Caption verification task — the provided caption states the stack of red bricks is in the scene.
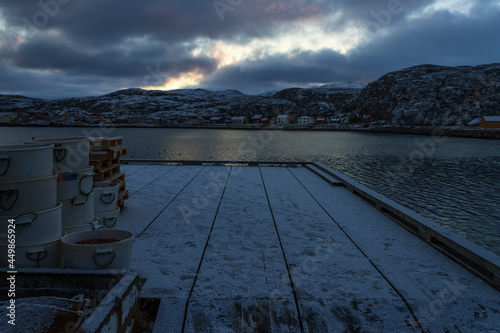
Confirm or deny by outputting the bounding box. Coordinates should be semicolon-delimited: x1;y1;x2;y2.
89;137;129;208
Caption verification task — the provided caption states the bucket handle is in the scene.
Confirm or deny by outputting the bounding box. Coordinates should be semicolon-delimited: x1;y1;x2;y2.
79;175;94;196
14;213;38;234
0;156;10;177
71;195;89;206
101;216;117;228
0;188;19;211
93;249;116;268
53;147;67;162
100;192;116;205
26;249;48;268
89;220;103;231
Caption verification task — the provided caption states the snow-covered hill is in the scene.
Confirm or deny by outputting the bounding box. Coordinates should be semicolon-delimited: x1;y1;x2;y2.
345;63;500;126
2;63;499;127
0;85;364;121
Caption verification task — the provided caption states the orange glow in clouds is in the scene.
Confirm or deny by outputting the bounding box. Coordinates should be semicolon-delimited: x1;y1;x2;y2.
142;70;204;91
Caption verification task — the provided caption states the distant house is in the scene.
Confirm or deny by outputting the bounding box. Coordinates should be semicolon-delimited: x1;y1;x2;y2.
180;112;199;122
210;116;224;124
298;116;314;125
480;116;500;128
329;118;342;124
277;115;290;125
231;116;247;124
114;115;129;124
251;114;264;124
315;117;326;125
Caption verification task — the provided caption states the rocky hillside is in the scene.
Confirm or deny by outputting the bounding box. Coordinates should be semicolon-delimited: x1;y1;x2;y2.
0;83;364;119
344;63;500;125
2;64;500;127
0;95;46;112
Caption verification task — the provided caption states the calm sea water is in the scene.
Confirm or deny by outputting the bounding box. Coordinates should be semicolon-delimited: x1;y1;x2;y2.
2;126;499;255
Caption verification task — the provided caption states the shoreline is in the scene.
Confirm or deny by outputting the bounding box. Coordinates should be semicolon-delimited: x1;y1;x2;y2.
2;123;499;139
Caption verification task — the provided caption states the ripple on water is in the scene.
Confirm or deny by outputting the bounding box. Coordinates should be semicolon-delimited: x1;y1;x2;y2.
324;155;500;256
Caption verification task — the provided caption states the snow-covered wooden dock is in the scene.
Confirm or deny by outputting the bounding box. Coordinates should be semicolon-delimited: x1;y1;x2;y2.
119;161;500;332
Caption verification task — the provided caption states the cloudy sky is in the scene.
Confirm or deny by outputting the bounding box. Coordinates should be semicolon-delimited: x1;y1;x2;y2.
0;0;499;99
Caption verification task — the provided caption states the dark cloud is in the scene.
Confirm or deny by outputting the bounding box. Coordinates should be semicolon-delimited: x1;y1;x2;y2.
326;0;435;29
201;49;358;93
0;0;499;98
349;5;500;73
202;4;500;93
1;34;216;78
0;0;332;44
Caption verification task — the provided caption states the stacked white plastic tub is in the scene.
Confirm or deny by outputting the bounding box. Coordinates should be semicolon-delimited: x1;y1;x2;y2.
27;137;134;270
26;137;99;234
94;181;120;229
0;144;63;268
26;137;90;174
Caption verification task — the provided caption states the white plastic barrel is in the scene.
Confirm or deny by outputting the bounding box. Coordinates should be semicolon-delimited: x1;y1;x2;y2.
93;182;119;213
0;175;57;216
0;203;62;245
62;229;134;270
95;208;120;229
0;144;53;182
0;237;63;268
63;218;102;234
57;167;94;201
60;193;95;228
25;137;90;173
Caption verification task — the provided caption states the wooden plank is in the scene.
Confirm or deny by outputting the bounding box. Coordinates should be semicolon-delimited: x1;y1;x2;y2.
129;166;230;331
185;167;300;332
118;190;129;200
89;159;102;171
118;163;150;176
90;146;127;160
121;159;311;166
119;165;202;235
117;190;129;208
117;180;126;192
260;166;418;332
289;166;500;332
101;158;119;168
90;136;123;150
101;171;125;183
93;163;120;181
125;165;177;196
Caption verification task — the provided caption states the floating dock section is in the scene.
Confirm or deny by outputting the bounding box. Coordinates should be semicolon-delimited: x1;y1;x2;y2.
117;160;500;332
4;161;495;332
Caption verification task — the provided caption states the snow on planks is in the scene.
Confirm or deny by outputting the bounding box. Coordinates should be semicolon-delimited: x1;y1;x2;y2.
133;166;233;331
289;166;500;332
185;167;300;332
260;167;418;332
119;163;500;333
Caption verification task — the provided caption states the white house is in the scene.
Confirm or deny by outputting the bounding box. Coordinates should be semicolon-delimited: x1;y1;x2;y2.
277;115;290;125
231;116;247;124
209;116;223;124
298;116;314;125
